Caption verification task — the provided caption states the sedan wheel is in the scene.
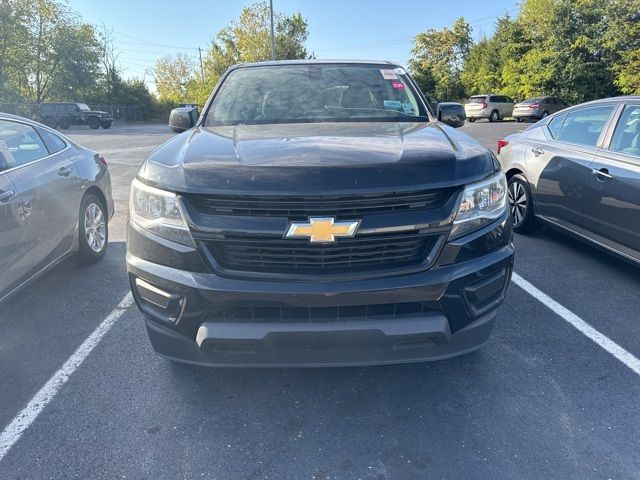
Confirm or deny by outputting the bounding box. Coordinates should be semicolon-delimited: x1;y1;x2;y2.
508;181;527;227
84;203;106;253
75;193;108;263
507;174;541;234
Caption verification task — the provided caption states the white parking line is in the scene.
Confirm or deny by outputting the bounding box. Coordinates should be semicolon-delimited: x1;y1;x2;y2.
512;272;640;376
0;292;133;462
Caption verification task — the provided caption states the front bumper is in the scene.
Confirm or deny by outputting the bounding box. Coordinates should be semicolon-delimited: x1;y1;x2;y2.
127;214;514;366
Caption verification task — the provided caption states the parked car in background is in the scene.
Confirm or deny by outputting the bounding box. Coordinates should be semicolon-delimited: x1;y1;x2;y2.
436;102;466;127
40;102;113;130
465;94;515;122
498;96;640;264
134;60;514;367
0;113;113;303
513;96;568;122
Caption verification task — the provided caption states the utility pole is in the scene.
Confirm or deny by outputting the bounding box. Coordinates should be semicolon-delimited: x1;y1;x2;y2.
270;0;276;60
198;47;204;79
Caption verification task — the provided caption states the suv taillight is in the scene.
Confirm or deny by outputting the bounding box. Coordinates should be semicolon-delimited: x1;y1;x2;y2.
97;154;107;166
497;140;509;154
482;102;488;109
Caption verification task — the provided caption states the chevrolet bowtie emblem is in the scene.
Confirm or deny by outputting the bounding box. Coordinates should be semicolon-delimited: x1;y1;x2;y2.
285;217;360;243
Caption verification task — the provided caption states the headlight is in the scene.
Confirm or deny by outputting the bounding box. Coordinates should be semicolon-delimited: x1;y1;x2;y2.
129;178;194;246
449;172;508;239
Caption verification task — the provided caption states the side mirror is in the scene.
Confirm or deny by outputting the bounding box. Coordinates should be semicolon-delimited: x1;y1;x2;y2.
437;103;466;128
169;107;197;133
0;152;7;171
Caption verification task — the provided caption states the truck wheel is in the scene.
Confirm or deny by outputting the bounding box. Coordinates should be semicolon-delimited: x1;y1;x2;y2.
58;120;70;130
75;193;108;263
100;121;112;129
43;117;58;129
88;116;100;129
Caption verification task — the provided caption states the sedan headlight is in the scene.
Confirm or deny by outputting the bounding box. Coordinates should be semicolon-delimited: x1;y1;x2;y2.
129;178;194;246
449;172;508;239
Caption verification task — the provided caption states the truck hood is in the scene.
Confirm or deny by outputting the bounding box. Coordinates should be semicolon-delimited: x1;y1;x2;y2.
140;122;497;195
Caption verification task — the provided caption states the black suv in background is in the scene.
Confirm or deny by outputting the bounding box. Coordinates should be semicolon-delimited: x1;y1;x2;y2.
40;102;112;130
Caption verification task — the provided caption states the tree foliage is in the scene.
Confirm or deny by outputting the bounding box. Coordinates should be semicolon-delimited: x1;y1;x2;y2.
0;0;163;119
154;53;196;104
177;1;310;106
411;0;640;102
410;18;471;101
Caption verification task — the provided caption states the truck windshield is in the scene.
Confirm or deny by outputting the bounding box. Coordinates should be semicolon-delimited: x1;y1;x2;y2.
78;103;91;111
204;63;428;126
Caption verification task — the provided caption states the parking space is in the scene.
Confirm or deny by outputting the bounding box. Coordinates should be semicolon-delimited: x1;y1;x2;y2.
1;121;639;479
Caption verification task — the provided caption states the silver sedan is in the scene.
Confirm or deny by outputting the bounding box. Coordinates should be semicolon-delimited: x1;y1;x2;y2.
0;113;113;303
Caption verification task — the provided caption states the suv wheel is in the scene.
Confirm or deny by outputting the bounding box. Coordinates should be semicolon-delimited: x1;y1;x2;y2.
508;174;540;234
100;120;112;129
468;118;475;123
75;194;108;263
489;110;500;122
58;120;70;130
88;116;100;129
43;117;57;129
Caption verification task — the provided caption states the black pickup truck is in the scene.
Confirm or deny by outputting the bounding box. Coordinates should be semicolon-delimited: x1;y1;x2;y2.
127;60;514;367
40;102;112;130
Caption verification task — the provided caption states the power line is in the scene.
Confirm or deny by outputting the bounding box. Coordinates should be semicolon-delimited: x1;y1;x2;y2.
113;30;199;50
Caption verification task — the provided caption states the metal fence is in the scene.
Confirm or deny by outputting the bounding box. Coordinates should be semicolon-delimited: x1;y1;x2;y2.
0;103;142;122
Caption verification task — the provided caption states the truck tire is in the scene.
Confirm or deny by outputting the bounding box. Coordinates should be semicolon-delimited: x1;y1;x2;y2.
43;117;58;129
88;116;100;129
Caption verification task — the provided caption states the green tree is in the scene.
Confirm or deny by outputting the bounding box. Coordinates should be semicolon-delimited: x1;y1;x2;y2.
187;1;310;105
14;0;100;102
603;0;640;94
410;17;472;101
0;0;30;102
153;53;196;104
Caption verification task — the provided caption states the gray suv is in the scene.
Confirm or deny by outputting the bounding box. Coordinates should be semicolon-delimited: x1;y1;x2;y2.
0;113;113;303
465;94;515;122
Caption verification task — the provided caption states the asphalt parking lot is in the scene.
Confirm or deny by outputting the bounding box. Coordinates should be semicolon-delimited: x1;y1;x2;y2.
1;120;640;480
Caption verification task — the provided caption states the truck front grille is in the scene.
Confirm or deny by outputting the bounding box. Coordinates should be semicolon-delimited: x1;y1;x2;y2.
201;231;440;275
185;189;455;218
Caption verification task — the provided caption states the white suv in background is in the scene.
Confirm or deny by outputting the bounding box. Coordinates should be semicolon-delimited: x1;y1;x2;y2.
465;94;515;122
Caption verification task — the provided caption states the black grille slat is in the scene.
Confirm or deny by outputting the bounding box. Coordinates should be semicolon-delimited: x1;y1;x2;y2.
216;302;435;323
186;189;454;217
203;232;438;275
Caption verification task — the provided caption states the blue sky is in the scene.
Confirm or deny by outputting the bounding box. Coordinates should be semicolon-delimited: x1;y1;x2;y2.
72;0;519;86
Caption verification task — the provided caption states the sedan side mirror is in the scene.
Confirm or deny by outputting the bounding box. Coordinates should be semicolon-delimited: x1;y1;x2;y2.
0;152;7;171
169;107;197;133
